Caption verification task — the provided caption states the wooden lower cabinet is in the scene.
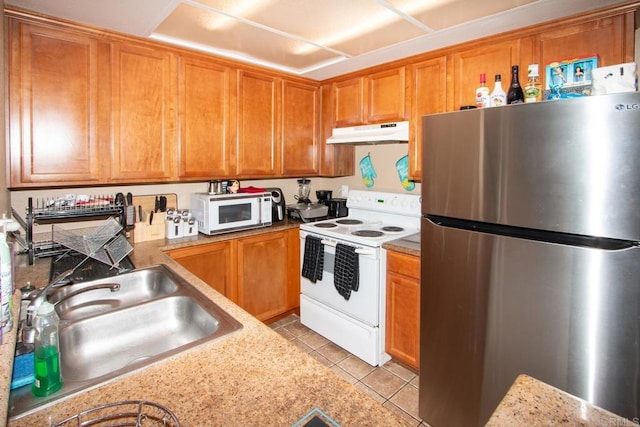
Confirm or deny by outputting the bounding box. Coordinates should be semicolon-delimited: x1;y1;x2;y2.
168;228;300;323
167;240;234;298
237;229;300;321
385;250;420;370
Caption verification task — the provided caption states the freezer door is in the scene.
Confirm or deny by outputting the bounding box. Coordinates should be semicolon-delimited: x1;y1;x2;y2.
419;218;640;427
422;92;640;241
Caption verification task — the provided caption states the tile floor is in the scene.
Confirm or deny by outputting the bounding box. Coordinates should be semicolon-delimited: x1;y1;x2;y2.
269;314;429;426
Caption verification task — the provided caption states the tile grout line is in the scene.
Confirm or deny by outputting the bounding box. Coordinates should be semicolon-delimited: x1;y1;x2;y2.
270;314;423;425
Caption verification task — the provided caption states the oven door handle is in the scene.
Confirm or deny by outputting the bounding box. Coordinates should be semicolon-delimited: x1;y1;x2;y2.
320;239;377;256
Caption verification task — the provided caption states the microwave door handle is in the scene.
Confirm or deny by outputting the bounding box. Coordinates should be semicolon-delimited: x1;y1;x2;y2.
320;239;376;257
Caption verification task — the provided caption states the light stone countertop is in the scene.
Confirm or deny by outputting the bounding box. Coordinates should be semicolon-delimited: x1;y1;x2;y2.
486;374;636;426
3;221;406;426
382;233;420;257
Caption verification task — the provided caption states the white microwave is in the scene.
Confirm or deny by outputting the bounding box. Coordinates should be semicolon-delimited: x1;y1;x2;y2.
190;192;272;235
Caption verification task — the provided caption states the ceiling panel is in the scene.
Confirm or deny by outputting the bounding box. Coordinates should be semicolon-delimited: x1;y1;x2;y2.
154;3;342;71
392;0;539;31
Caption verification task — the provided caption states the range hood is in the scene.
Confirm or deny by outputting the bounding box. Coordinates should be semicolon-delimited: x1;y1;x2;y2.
326;121;409;144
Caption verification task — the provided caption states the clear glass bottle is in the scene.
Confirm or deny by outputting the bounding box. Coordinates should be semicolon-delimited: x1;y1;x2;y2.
489;74;506;107
475;73;490;108
506;65;524;104
32;301;63;397
525;64;542;103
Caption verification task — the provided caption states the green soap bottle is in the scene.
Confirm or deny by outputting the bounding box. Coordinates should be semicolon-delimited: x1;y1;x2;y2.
32;301;63;397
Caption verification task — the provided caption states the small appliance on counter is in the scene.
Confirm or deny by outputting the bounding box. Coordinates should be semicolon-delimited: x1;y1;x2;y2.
286;203;328;222
316;190;332;206
265;188;286;222
327;198;348;218
191;192;272;235
286;178;328;222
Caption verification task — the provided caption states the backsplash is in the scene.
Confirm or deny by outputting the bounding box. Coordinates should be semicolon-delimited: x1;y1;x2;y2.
9;143;420;234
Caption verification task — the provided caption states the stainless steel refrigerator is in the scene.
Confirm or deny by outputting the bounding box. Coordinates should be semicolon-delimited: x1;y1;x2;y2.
420;92;640;426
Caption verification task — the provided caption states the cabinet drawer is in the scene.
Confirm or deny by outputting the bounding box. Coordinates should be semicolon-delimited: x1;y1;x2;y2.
387;251;420;280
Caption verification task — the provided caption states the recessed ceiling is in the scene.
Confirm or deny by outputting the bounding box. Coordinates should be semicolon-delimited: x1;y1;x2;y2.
5;0;633;80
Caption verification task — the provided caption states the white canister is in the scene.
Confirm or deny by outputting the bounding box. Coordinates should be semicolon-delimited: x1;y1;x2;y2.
165;216;184;239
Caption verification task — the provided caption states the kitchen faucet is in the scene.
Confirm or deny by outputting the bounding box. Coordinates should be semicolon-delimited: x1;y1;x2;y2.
21;269;120;344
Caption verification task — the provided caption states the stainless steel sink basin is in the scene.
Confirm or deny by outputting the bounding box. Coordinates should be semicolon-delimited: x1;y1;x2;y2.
60;296;220;381
9;264;242;420
49;265;181;321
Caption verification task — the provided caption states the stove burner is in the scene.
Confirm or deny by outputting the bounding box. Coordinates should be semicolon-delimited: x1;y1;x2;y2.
314;222;338;228
336;219;363;225
352;230;385;238
382;226;404;232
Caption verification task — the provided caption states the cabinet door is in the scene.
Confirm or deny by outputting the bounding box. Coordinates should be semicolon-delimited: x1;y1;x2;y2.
8;22;107;186
386;251;420;370
451;40;520;110
409;57;448;180
110;42;177;181
319;84;355;177
536;13;634;89
237;230;291;322
168;241;235;298
177;55;235;179
281;80;319;176
236;70;280;177
366;67;407;123
333;77;364;127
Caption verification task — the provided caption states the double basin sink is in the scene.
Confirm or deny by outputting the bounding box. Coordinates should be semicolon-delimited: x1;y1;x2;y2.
9;264;243;419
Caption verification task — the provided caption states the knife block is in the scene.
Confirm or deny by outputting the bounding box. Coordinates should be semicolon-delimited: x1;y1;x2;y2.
132;212;166;243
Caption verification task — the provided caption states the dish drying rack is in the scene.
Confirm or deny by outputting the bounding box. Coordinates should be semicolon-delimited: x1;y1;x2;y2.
52;218;133;272
11;195;126;265
51;400;180;426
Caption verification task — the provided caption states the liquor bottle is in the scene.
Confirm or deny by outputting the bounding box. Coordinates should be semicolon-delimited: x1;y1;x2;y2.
489;74;506;107
475;73;490;108
506;65;524;104
524;64;542;103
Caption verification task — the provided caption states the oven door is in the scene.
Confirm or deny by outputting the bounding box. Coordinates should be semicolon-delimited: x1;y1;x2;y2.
299;230;380;326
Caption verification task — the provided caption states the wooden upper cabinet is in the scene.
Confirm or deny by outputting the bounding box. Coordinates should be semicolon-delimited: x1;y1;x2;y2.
366;67;408;123
177;55;235;180
451;39;520;110
333;77;364;127
332;69;407;127
320;84;355;177
281;80;319;176
409;57;448;180
236;70;280;176
110;42;177;182
8;22;107;186
535;13;635;88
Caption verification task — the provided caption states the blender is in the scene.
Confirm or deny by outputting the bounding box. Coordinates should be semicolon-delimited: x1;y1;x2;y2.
295;179;312;204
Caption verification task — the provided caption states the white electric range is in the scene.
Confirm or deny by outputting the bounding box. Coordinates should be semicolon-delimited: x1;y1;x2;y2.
299;190;421;366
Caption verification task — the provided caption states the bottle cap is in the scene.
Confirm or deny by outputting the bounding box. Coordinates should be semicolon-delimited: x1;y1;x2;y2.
528;64;539;77
495;74;502;81
480;73;486;82
37;301;55;315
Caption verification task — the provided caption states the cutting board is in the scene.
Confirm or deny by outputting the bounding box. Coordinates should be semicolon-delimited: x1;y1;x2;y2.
131;193;177;219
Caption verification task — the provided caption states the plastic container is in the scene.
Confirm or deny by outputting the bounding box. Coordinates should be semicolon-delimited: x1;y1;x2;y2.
32;301;63;397
0;231;12;333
